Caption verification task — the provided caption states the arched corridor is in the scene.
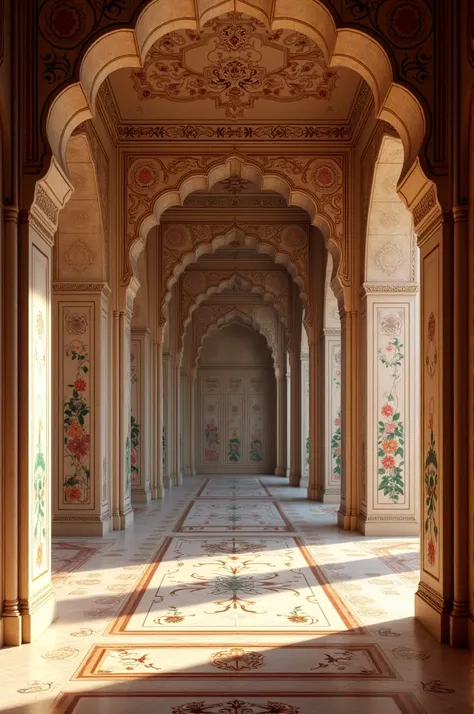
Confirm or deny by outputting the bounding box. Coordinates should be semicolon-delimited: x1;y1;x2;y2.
1;0;474;710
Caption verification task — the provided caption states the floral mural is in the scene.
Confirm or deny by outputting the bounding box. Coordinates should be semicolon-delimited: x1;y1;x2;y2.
33;422;46;572
125;435;131;495
377;338;405;502
204;421;220;462
424;406;439;567
228;431;241;462
130;416;140;483
249;432;264;461
331;369;341;481
63;340;90;504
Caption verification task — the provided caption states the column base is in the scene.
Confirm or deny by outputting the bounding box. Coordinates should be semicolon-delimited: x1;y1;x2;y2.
337;506;357;530
307;486;318;501
289;471;301;487
132;488;152;504
172;472;183;486
2;607;22;646
20;584;56;643
319;488;341;504
415;582;450;643
449;602;470;647
112;506;134;530
357;513;419;537
151;487;164;499
52;515;112;537
275;468;287;477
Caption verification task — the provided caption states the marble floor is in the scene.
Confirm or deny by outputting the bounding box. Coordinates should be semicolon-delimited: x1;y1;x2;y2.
1;476;472;713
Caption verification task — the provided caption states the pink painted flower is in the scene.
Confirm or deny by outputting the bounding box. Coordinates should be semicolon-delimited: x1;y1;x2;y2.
334;417;341;427
381;404;394;418
386;345;394;352
74;378;87;392
427;537;436;566
333;473;340;481
65;485;83;502
131;448;137;465
385;422;396;434
334;447;341;456
67;435;90;459
382;455;396;470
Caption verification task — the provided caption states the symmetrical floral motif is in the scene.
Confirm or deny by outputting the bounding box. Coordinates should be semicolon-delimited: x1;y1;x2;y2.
172;701;298;714
210;648;264;671
425;311;438;378
63;340;90;503
228;431;241;462
132;15;338;119
204;420;220;462
377;338;405;502
424;404;439;566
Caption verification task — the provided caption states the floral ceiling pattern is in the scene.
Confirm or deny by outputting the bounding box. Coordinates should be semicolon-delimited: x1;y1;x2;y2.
131;13;339;119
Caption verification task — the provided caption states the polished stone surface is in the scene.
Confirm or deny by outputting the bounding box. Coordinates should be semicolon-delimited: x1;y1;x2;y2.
0;476;472;713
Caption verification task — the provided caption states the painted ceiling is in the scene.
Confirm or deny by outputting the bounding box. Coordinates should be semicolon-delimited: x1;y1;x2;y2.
107;12;362;123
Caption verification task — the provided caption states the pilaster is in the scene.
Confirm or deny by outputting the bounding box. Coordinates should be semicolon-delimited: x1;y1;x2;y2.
52;282;112;536
130;328;152;504
322;328;342;503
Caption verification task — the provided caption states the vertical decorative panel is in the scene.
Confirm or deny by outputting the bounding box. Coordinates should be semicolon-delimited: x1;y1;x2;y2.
330;343;342;487
130;340;140;487
62;307;92;505
422;248;440;579
101;306;108;506
203;394;220;464
124;324;132;507
301;355;310;482
249;394;265;463
31;243;50;582
226;394;243;463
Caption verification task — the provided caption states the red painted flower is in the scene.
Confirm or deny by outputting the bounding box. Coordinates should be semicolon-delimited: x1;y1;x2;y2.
427;537;436;566
381;404;394;418
131;448;137;465
65;485;83;502
382;439;398;454
74;378;87;392
67;435;90;459
334;417;341;427
382;455;396;470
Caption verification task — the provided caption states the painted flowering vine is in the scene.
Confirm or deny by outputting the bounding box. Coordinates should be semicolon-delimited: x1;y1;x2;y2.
424;411;439;566
33;421;46;571
130;416;140;483
228;430;241;462
377;338;405;502
331;369;341;481
249;432;264;461
63;341;90;504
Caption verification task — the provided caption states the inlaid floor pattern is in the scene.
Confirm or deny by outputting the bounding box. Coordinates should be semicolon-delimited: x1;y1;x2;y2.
1;476;472;713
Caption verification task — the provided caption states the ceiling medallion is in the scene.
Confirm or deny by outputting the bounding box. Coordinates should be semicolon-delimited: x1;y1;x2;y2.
132;13;338;120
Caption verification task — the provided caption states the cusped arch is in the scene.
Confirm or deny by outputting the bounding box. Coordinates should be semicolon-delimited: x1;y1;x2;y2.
195;309;277;369
46;0;427;183
55;131;108;282
161;220;309;326
180;271;291;347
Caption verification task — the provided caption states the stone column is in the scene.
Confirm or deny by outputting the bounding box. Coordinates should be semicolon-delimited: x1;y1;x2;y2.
130;328;152;504
189;366;197;476
415;214;454;643
337;310;359;530
307;335;320;500
111;285;137;530
357;287;419;535
300;353;310;488
275;368;287;476
18;212;56;642
52;283;112;535
170;353;183;486
286;355;291;478
322;328;342;503
2;207;21;645
162;350;172;488
153;338;164;498
289;350;302;487
181;370;190;477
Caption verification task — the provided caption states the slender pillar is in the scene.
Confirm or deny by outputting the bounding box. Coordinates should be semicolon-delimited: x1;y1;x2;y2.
170;353;183;486
2;207;21;645
415;213;454;643
18;211;56;642
289;350;302;487
307;335;320;500
153;338;164;498
189;366;197;476
162;350;172;488
275;368;287;476
286;355;291;478
300;353;310;487
337;310;359;529
52;283;112;535
449;206;469;645
130;328;152;504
